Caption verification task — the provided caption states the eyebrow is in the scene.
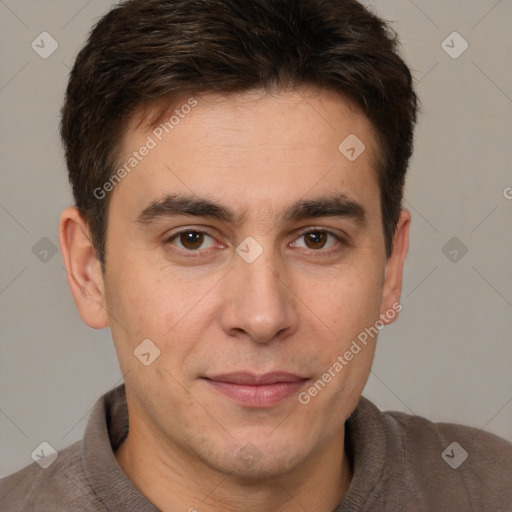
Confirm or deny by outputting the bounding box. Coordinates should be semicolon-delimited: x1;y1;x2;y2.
136;193;367;226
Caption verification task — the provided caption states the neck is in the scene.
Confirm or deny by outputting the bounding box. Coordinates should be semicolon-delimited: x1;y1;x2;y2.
115;411;352;512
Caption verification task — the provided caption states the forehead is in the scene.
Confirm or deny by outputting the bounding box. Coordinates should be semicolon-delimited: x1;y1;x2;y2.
112;87;382;222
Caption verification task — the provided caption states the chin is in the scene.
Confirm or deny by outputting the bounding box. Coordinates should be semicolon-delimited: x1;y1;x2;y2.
199;438;311;480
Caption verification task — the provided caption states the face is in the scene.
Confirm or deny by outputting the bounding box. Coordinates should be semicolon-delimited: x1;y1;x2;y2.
64;88;409;479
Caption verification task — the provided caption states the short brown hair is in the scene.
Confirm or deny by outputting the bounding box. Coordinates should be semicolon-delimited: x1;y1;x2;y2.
60;0;418;265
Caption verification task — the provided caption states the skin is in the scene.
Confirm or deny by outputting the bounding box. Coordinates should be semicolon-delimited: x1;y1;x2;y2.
59;87;410;512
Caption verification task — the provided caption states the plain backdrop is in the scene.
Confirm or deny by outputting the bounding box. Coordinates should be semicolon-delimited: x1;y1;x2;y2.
1;0;511;475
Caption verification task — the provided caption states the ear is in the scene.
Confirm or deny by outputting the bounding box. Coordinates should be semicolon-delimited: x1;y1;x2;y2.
379;208;410;325
59;207;109;329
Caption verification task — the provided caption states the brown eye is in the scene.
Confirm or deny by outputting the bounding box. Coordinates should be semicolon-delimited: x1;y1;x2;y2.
304;231;328;249
180;231;204;250
292;230;343;252
169;230;216;251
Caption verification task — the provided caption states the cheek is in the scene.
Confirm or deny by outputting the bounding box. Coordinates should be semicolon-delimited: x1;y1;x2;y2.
106;261;186;331
299;269;382;421
304;260;384;340
105;262;223;368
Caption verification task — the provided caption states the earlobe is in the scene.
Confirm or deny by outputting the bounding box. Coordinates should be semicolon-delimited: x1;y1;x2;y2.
58;207;109;329
379;208;411;324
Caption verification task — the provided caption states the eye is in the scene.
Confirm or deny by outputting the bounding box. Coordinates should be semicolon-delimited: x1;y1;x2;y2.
292;230;341;250
168;230;217;251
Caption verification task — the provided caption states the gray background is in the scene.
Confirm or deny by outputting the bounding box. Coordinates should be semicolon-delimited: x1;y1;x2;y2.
1;0;511;476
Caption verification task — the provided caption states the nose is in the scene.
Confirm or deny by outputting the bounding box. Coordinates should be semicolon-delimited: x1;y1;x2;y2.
220;251;298;344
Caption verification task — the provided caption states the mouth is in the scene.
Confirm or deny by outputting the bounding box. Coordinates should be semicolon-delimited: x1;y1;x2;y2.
202;372;309;408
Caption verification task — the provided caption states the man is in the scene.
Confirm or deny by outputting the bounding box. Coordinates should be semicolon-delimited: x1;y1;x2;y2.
1;0;511;510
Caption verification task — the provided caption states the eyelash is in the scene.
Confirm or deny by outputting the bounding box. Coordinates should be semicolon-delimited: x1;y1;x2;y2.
164;228;219;259
293;228;349;255
164;227;349;259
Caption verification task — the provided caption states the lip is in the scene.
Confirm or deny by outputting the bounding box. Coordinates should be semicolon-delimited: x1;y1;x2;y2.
203;372;308;408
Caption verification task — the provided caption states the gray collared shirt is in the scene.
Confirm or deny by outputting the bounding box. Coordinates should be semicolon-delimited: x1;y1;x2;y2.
1;384;511;511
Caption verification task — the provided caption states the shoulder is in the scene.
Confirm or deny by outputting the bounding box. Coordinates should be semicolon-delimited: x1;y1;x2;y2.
0;441;105;511
381;404;512;508
384;405;512;467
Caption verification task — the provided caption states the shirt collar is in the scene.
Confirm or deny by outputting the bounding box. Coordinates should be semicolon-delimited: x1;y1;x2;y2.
81;384;387;512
